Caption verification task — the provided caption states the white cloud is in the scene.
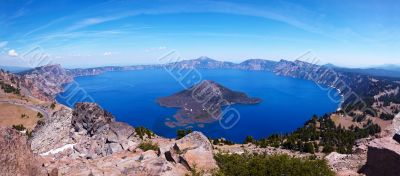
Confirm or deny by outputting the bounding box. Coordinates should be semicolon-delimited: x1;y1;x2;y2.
145;46;168;52
103;52;112;56
0;41;8;48
8;49;18;57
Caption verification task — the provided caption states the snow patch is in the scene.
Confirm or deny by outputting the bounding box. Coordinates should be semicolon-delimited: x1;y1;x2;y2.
40;143;75;156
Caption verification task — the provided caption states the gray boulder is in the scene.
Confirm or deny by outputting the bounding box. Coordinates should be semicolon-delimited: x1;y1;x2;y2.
71;102;115;136
160;131;217;172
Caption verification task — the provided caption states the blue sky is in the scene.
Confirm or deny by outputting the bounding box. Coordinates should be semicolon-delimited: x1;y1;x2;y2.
0;0;399;68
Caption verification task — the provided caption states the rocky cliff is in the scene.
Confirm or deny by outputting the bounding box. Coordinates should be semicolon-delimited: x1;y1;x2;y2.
18;64;73;101
28;102;217;175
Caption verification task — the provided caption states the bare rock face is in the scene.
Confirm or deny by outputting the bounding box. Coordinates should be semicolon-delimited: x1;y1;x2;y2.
44;150;189;176
0;127;46;176
71;103;140;158
30;107;74;154
325;152;365;176
72;122;139;159
30;102;217;175
31;103;138;158
72;102;115;136
160;131;218;172
360;137;400;176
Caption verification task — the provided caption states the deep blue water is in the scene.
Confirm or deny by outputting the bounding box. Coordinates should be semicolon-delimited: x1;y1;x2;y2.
56;69;341;142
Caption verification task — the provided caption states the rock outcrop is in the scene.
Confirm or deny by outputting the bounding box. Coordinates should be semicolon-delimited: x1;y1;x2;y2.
159;131;218;172
360;137;400;176
71;103;139;158
43;149;189;176
0;127;46;176
28;102;217;175
30;107;74;154
71;102;115;136
175;131;217;171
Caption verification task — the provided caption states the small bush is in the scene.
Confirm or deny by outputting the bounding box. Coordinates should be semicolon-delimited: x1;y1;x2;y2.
50;103;56;109
138;141;159;151
244;136;254;144
135;126;154;139
20;114;29;119
176;129;193;139
37;112;44;118
212;138;235;146
214;153;335;176
37;119;45;126
380;113;395;120
26;129;33;138
12;124;26;131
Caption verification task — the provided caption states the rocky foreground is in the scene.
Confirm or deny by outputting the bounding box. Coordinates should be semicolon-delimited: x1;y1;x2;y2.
26;102;217;175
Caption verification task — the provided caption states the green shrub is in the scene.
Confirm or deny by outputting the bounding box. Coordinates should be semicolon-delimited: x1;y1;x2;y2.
37;112;44;118
213;138;235;146
0;81;20;95
26;129;33;138
380;113;395;120
135;126;154;139
37;119;45;126
50;103;56;109
214;153;335;176
12;124;26;131
244;136;254;144
176;129;193;139
138;141;159;151
250;114;381;154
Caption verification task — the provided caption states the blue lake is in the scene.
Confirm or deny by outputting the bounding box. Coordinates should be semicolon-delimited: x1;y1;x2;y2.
56;69;341;142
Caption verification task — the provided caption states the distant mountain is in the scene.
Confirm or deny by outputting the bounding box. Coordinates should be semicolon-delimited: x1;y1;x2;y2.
0;66;32;73
66;57;279;77
323;63;339;68
66;56;400;79
333;67;400;78
374;64;400;71
237;59;277;71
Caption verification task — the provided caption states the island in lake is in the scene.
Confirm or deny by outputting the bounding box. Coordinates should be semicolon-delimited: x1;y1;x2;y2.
157;80;262;127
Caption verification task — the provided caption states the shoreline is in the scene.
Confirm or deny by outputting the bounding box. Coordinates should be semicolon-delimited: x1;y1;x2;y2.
329;85;345;111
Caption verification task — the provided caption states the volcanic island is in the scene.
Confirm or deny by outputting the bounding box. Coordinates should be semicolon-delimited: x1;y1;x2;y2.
157;80;262;127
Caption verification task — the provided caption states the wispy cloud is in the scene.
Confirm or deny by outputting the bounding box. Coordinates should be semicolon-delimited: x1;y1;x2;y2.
145;46;167;53
19;0;325;44
0;41;8;48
